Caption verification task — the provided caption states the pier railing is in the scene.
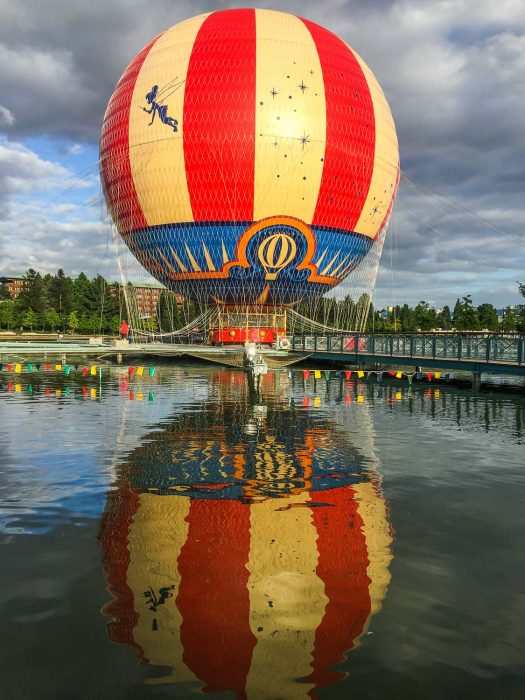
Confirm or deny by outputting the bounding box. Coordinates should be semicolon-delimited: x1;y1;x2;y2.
290;333;525;367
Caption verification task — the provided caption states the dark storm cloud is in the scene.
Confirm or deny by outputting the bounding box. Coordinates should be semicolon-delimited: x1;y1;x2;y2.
0;0;523;304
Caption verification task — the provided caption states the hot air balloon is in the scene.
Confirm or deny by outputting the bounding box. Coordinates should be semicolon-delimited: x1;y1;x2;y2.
100;8;399;343
99;371;393;695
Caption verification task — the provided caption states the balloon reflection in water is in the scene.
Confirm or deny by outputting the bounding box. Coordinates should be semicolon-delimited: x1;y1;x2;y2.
100;372;392;696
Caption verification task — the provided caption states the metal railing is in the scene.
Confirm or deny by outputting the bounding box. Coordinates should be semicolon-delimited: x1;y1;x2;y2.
290;333;525;366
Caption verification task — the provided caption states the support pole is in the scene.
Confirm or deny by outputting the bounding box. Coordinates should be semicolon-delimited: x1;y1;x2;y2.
472;371;481;389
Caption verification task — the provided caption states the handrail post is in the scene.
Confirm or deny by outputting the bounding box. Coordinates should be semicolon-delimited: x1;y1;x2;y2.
432;334;437;360
389;335;394;356
314;333;318;352
458;336;462;361
518;337;524;365
370;334;375;355
410;335;415;357
327;334;332;352
485;337;491;364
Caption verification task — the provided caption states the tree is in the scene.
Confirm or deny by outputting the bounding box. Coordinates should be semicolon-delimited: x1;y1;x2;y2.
0;300;15;329
453;295;480;331
44;309;61;331
0;283;11;300
500;306;517;332
68;311;80;334
437;305;452;330
21;308;38;331
15;269;48;323
414;301;437;331
477;303;498;331
48;269;73;318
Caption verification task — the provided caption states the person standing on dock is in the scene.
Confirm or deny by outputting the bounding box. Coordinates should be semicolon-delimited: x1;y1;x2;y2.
119;320;129;340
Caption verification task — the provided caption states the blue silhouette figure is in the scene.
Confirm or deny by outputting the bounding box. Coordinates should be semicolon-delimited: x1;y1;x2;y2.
142;85;178;132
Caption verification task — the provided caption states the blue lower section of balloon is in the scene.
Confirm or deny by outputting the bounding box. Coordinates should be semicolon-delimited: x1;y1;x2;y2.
126;221;374;305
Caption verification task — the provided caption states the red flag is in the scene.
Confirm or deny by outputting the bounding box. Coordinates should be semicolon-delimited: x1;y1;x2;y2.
45;363;51;371
45;387;51;396
426;372;432;381
302;396;310;406
129;390;134;401
388;370;396;376
81;367;88;377
345;393;352;404
128;367;136;377
303;370;310;380
7;364;12;372
82;386;88;397
7;382;13;392
344;370;352;380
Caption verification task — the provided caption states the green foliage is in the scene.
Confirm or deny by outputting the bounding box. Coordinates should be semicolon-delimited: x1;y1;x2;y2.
0;300;15;329
44;308;61;331
477;303;499;331
68;311;80;333
21;308;38;330
0;283;11;300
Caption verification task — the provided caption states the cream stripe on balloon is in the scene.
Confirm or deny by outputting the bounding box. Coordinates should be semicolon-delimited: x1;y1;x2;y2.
253;9;326;222
126;494;197;684
129;13;210;226
246;492;327;699
350;47;399;239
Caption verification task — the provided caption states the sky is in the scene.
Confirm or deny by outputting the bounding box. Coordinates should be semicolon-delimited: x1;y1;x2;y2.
0;0;524;308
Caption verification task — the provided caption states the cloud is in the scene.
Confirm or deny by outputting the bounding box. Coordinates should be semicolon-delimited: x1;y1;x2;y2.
0;0;523;304
0;137;71;216
0;104;15;127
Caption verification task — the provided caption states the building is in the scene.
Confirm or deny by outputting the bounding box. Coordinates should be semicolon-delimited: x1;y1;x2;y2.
0;275;26;299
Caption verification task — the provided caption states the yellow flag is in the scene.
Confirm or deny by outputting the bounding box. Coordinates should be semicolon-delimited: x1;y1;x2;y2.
90;388;97;398
15;363;22;373
15;384;21;393
137;367;144;377
396;371;403;379
313;370;321;379
434;389;440;399
136;392;143;401
434;372;441;379
357;370;364;378
357;395;364;403
90;366;97;376
313;396;321;407
395;392;402;400
54;364;62;371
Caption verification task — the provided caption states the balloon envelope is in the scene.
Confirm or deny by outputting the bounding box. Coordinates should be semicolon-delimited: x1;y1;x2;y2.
100;9;399;305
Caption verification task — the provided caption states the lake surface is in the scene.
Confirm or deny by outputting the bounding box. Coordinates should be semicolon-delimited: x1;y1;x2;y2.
1;364;524;699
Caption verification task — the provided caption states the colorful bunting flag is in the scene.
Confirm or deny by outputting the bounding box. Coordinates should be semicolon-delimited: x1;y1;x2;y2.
345;370;352;380
303;370;310;380
90;388;97;398
81;367;88;377
324;370;331;381
64;365;71;376
396;371;403;379
357;370;364;378
426;372;432;381
357;395;364;403
45;364;51;372
314;396;321;407
15;363;22;373
314;370;321;379
27;363;34;372
136;367;144;377
90;366;97;376
128;366;135;377
149;367;155;377
435;372;441;379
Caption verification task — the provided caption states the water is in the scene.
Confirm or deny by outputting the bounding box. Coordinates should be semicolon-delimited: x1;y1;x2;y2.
0;365;524;699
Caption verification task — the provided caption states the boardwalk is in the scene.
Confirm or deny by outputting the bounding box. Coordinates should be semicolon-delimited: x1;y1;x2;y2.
291;333;525;376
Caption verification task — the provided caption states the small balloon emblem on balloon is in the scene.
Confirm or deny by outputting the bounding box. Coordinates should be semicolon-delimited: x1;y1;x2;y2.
257;232;297;280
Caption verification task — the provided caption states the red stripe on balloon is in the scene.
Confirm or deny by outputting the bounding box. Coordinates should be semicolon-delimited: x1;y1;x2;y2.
183;9;256;221
300;19;375;231
177;499;256;694
98;487;147;663
100;35;160;234
309;486;371;688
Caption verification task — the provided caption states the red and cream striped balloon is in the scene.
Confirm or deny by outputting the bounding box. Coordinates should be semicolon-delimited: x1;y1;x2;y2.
100;8;399;305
